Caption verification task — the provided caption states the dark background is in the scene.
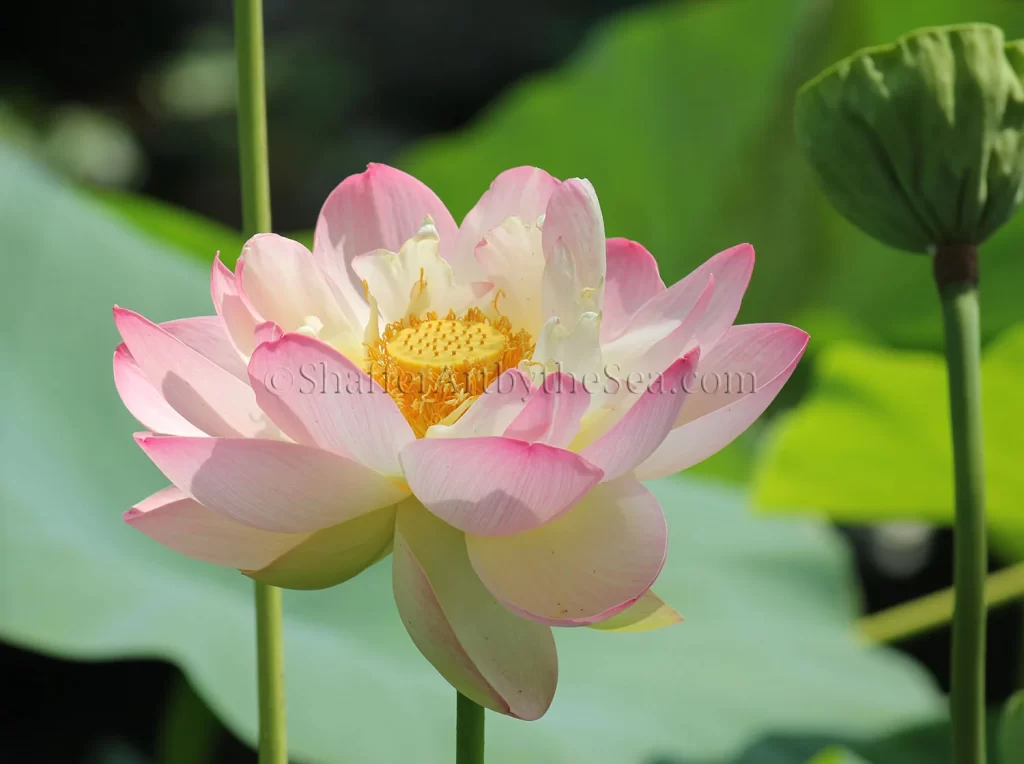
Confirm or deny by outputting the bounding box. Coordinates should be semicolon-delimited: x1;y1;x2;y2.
1;1;1020;761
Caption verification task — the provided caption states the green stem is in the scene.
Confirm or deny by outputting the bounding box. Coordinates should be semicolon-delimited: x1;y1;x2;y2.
935;243;987;764
234;1;285;762
235;0;272;235
858;561;1024;644
456;693;485;764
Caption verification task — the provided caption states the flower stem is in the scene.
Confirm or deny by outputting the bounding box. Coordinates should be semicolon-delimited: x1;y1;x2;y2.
234;1;285;762
456;693;485;764
935;242;987;764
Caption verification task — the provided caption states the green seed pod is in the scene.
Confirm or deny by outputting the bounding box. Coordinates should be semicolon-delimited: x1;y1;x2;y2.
795;23;1024;253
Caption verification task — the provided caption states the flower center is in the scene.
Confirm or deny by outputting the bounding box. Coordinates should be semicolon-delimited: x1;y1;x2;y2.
386;319;508;371
365;307;533;437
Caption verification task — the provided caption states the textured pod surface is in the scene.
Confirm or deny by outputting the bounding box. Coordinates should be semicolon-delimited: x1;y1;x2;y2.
796;23;1024;252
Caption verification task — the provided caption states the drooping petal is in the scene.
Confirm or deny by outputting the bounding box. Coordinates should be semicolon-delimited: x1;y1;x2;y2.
237;234;362;356
161;315;248;381
211;254;262;356
425;369;533;440
392;500;557;720
579;350;699;481
313;163;458;324
248;333;414;475
400;437;603;536
587;589;682;633
634;323;809;480
246;504;397;589
474;217;546;336
504;372;589;449
601;238;665;342
113;307;275;438
124;486;305;569
113;345;205;437
136;434;408;533
466;477;666;626
452;166;559;281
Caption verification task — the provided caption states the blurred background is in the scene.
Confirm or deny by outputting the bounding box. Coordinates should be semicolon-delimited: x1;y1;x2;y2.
2;0;1023;762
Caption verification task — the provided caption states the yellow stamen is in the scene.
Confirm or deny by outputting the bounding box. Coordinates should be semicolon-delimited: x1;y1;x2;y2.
365;307;533;437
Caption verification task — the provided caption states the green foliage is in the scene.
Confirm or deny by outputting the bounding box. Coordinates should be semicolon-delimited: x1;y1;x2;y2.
397;0;1024;352
796;24;1024;252
753;326;1024;557
0;145;942;762
1000;691;1024;764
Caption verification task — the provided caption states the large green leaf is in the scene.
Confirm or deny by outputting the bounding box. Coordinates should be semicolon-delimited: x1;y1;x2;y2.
752;328;1024;557
397;0;1024;352
0;145;942;761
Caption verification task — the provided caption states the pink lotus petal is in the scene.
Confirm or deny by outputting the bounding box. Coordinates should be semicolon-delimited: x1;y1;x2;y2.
580;350;699;481
451;166;559;281
467;477;666;626
601;238;665;342
136;434;408;533
113;345;205;437
392;501;557;719
246;504;397;590
635;323;809;480
161;315;248;381
672;243;754;350
211;254;262;355
400;437;603;536
426;369;534;439
253;321;283;344
124;485;305;569
248;333;414;475
313;163;458;322
542;178;606;292
237;233;359;336
113;307;274;438
504;372;589;449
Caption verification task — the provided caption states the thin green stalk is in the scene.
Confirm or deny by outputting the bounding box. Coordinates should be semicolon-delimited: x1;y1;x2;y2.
234;1;285;762
935;243;987;764
858;561;1024;644
456;693;485;764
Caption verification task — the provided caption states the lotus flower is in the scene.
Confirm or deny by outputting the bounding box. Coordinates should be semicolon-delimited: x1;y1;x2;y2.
114;165;808;719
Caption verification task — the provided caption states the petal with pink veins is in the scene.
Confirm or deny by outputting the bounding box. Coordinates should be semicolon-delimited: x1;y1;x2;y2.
313;163;458;323
504;372;589;449
246;504;397;590
425;369;534;440
474;217;546;335
579;350;699;481
113;307;276;438
136;434;408;533
400;437;603;536
452;166;559;281
248;334;414;475
466;477;666;626
542;178;606;295
124;485;305;569
587;589;682;633
211;254;262;355
161;315;248;381
113;345;205;437
634;323;809;480
601;238;665;342
392;500;557;719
